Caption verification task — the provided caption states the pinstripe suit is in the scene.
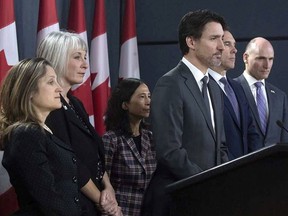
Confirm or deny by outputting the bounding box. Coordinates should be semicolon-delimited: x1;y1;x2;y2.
102;129;156;216
2;125;81;216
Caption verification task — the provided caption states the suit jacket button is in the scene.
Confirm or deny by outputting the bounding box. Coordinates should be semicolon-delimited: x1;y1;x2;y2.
72;157;77;163
74;197;80;203
72;176;78;183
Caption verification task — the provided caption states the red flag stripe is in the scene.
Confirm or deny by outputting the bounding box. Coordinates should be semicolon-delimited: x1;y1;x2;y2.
68;0;95;125
118;0;140;79
93;78;110;135
37;0;59;47
68;0;86;33
91;0;111;135
37;0;59;31
92;0;106;36
121;0;137;44
0;1;14;29
71;77;94;115
0;187;18;216
0;3;19;213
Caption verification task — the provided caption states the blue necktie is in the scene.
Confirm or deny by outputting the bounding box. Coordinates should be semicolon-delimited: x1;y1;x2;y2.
201;76;210;114
220;77;240;122
254;82;267;133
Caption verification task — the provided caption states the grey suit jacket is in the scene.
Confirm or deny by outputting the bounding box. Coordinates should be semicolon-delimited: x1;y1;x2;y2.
235;74;288;147
142;61;228;216
152;61;228;180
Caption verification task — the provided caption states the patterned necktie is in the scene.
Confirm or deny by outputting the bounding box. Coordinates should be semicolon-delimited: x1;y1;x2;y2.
201;76;210;114
254;82;267;133
219;77;240;122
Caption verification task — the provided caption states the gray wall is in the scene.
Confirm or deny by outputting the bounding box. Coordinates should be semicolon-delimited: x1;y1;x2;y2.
14;0;288;94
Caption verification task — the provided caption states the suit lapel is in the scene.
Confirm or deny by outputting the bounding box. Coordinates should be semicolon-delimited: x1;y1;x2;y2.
48;132;74;152
61;95;93;138
124;134;146;169
265;84;277;134
208;79;222;141
237;75;264;136
179;62;215;140
227;79;241;128
223;94;240;128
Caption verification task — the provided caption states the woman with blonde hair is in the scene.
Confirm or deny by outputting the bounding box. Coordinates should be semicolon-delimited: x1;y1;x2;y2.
0;58;83;215
37;31;121;216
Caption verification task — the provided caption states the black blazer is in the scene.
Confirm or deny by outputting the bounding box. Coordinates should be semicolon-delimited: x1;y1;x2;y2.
46;94;105;216
221;77;261;159
2;125;81;216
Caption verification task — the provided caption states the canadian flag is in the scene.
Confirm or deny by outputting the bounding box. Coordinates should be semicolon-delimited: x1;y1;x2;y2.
37;0;59;47
0;1;19;215
90;0;111;135
68;0;94;125
119;0;140;79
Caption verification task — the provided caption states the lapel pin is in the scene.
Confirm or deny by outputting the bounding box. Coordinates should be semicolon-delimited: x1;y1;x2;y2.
271;90;275;93
63;105;68;110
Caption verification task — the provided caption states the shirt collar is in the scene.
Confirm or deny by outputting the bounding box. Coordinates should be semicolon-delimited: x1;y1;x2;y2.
182;57;209;83
243;70;265;87
208;68;226;83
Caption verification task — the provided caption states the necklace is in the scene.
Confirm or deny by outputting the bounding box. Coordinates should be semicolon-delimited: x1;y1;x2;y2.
43;124;53;134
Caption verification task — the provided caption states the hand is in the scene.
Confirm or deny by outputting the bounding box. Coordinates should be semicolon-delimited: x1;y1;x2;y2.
115;206;123;216
99;189;120;215
102;206;122;216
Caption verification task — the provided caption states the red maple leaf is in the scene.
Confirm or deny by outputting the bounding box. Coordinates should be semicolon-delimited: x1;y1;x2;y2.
0;50;12;82
90;71;98;85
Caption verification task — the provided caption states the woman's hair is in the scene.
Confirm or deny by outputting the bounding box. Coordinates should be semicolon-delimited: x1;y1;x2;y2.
0;58;52;149
36;31;87;86
104;78;149;136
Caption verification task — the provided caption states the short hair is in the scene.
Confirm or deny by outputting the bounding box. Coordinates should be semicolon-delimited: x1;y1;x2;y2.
104;78;148;136
36;31;87;86
0;58;52;149
178;9;227;55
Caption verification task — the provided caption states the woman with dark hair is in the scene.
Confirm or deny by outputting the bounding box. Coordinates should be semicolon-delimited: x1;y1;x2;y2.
102;78;157;216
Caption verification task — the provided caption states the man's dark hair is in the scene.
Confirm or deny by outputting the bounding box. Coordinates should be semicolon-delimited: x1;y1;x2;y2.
178;9;227;55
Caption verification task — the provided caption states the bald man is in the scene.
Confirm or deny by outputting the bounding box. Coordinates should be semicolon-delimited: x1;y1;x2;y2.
235;37;288;148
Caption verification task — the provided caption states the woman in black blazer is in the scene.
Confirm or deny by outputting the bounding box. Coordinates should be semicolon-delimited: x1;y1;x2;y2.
0;58;82;215
37;31;122;216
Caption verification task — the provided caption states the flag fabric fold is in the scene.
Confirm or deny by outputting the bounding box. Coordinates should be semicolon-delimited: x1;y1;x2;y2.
68;0;95;125
37;0;59;47
119;0;140;79
90;0;111;135
0;0;19;215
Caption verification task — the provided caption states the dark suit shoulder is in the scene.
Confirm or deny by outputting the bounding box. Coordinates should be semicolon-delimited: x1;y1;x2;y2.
12;124;44;141
233;74;246;84
228;77;241;86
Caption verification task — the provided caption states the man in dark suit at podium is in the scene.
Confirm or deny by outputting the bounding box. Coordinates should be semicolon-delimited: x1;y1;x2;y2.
142;9;228;216
235;37;288;147
209;30;261;160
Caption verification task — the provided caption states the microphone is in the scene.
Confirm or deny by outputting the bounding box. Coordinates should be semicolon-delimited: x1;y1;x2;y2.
276;120;288;133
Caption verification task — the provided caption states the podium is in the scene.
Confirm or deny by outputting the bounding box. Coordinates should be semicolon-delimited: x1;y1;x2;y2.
166;144;288;216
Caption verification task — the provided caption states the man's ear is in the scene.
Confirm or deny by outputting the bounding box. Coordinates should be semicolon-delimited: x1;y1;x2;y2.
186;36;196;50
243;53;248;63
